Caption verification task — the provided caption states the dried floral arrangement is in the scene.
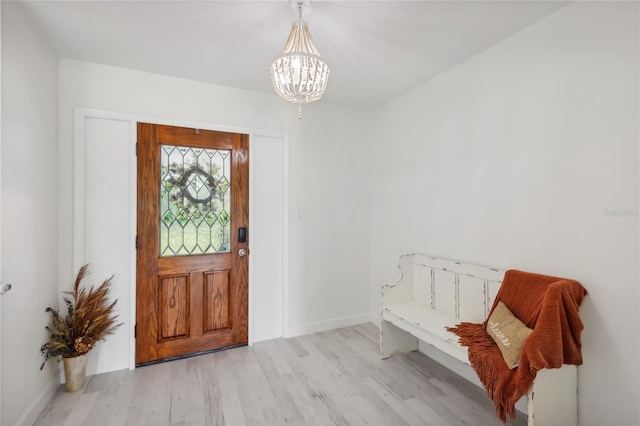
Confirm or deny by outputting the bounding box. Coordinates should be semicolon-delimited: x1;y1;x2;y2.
40;264;122;369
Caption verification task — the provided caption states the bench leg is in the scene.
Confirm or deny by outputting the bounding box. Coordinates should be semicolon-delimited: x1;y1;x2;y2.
380;320;419;359
527;365;577;426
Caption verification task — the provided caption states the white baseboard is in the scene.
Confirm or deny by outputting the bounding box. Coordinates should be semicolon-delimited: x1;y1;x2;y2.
285;312;370;338
16;374;59;425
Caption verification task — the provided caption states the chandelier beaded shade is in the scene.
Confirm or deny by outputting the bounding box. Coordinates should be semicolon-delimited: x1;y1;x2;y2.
270;2;329;118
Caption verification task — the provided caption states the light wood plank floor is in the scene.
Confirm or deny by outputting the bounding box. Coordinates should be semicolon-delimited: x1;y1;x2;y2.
35;324;526;426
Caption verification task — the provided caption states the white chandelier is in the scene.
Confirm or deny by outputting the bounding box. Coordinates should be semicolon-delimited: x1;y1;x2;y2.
270;1;330;119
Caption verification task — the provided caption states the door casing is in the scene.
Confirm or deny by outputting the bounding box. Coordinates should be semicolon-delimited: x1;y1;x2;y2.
72;107;289;371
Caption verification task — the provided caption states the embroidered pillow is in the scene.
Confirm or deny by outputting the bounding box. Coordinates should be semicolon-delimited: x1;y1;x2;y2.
486;301;533;369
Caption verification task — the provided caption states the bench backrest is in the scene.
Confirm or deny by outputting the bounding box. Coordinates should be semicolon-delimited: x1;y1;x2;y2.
400;254;505;323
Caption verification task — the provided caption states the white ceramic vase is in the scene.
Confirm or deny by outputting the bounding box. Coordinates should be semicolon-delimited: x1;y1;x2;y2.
63;353;88;392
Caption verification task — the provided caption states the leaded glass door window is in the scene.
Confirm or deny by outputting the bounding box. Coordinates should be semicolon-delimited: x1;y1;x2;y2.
159;145;231;256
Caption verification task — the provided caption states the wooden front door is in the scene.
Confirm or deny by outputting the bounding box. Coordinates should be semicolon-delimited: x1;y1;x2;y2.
136;123;249;365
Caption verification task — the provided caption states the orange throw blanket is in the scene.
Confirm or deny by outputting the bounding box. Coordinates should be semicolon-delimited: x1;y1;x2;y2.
446;270;588;422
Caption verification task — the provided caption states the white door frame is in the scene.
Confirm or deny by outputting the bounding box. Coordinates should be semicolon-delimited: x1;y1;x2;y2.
0;2;3;418
73;107;289;370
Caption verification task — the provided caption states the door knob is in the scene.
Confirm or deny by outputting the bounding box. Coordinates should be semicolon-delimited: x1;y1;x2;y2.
238;249;247;257
0;283;12;295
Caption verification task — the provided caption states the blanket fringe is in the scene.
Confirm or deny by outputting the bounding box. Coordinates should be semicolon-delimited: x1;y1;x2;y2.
447;322;523;423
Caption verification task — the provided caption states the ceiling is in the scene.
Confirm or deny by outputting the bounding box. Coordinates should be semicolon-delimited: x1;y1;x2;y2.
17;0;569;110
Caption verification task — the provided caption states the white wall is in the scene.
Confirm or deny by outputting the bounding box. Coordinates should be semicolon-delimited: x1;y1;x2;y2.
59;60;372;374
1;2;60;425
369;2;638;424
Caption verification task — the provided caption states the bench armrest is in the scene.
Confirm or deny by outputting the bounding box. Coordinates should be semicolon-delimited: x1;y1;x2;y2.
381;253;417;308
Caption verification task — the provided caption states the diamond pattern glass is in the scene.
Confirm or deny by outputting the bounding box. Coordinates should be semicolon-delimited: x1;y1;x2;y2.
159;145;231;257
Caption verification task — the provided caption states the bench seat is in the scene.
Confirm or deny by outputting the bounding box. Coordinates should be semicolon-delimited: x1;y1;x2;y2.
380;254;578;426
382;302;468;364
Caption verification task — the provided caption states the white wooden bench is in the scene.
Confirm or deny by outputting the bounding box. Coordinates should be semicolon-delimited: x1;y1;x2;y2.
380;254;577;426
